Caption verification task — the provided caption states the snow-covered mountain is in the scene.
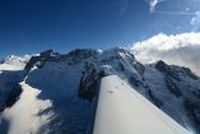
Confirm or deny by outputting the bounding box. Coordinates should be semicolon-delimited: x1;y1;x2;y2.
0;48;199;134
0;55;30;71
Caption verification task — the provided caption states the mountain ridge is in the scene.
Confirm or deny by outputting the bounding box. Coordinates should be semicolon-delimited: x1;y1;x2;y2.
0;47;199;134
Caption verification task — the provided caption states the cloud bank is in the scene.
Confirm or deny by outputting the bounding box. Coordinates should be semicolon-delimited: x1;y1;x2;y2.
131;33;200;75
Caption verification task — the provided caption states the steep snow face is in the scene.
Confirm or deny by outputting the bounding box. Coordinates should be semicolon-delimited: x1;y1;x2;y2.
0;48;200;134
93;75;190;134
2;81;53;134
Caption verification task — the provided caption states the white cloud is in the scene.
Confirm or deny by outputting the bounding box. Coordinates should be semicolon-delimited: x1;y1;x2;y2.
148;0;167;13
190;11;200;31
131;33;200;75
149;0;159;12
148;0;196;16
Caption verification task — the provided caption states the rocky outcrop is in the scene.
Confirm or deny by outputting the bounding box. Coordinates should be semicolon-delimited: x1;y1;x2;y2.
78;62;103;102
25;49;57;70
0;84;22;112
154;60;200;132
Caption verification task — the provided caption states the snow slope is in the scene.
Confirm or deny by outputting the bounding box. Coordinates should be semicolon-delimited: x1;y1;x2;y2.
2;81;53;134
93;75;190;134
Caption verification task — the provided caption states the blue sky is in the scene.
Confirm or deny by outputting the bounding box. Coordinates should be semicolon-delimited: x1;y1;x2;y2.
0;0;200;58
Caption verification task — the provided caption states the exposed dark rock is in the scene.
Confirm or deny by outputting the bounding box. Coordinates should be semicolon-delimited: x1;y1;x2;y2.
4;84;22;108
67;49;100;61
0;69;25;113
155;60;199;81
128;76;142;87
0;118;9;134
25;56;40;70
133;62;145;75
153;60;200;132
155;60;170;73
78;63;105;102
25;49;55;70
148;89;163;108
40;49;54;57
165;76;182;97
0;84;22;112
182;67;199;80
184;99;200;133
192;90;200;98
118;61;125;71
